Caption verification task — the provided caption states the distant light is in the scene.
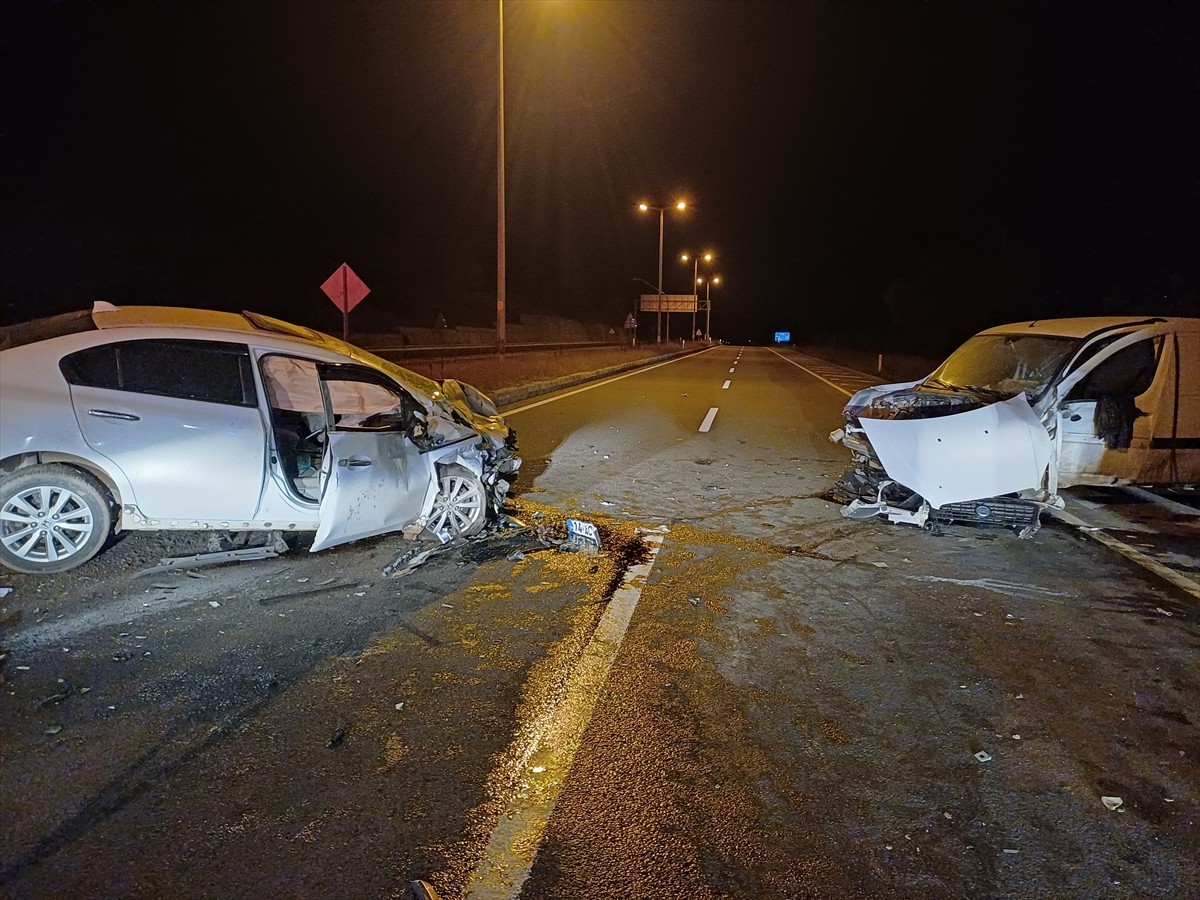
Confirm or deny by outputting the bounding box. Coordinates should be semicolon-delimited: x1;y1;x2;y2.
675;200;687;210
638;202;649;211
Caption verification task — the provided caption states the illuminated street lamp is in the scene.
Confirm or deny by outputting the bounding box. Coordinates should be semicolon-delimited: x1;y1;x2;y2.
680;251;714;341
638;200;687;342
697;274;721;340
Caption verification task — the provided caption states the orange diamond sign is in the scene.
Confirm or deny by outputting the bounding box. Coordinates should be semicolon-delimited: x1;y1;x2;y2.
320;263;370;313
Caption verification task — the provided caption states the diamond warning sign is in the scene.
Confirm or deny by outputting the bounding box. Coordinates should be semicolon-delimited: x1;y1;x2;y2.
321;263;370;313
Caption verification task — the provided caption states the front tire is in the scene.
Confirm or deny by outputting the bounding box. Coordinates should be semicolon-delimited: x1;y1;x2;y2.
0;465;114;574
426;465;487;539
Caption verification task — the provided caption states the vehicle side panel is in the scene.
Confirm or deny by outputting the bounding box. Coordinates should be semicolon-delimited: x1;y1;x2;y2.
68;385;267;521
310;430;431;551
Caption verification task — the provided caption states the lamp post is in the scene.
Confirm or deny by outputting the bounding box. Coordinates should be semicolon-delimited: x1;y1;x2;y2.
680;251;713;341
496;0;506;356
699;275;721;340
638;200;686;342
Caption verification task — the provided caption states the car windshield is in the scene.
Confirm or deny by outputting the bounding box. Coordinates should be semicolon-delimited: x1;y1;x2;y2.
928;334;1080;401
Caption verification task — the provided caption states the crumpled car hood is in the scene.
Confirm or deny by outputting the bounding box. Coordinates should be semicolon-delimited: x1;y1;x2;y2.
845;381;987;423
858;393;1053;508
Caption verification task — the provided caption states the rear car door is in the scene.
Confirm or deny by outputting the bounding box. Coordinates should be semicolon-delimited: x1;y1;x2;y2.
310;363;433;552
62;338;267;520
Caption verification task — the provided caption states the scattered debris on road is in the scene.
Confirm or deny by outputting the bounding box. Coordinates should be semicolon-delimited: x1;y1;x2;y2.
566;519;602;553
133;533;291;578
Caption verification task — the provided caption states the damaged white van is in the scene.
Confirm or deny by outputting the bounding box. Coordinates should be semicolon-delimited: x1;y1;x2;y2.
830;317;1199;534
0;303;521;574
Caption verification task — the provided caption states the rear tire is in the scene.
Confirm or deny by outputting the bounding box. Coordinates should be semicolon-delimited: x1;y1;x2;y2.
0;465;114;574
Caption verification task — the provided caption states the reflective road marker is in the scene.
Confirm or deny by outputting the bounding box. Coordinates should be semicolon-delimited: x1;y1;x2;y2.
464;528;669;899
699;407;719;432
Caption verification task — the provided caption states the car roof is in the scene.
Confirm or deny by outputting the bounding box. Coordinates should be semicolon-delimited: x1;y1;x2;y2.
0;302;330;352
978;316;1197;339
0;302;450;404
90;302;322;340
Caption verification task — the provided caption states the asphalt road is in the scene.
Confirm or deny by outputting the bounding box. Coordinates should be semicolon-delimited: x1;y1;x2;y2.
1;346;1197;899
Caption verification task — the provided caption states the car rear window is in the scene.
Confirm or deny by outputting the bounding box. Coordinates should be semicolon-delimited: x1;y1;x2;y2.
61;339;257;406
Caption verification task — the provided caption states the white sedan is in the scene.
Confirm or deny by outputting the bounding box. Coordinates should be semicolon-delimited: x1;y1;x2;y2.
0;302;521;574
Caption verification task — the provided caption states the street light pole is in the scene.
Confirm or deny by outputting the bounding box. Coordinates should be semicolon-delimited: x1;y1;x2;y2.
638;200;686;343
680;251;713;342
496;0;506;356
656;206;665;343
705;275;721;340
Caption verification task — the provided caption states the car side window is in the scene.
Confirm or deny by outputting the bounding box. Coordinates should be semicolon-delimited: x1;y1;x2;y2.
1067;336;1162;402
316;363;414;431
60;339;256;406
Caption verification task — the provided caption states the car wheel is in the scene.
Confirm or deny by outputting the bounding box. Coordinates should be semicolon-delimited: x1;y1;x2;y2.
427;464;487;539
0;465;114;574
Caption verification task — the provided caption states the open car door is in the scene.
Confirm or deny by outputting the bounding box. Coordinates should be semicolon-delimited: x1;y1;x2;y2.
1048;321;1175;486
310;363;434;552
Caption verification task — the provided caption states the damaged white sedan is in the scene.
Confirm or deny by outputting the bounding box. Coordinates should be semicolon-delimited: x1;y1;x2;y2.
0;303;520;573
831;316;1199;534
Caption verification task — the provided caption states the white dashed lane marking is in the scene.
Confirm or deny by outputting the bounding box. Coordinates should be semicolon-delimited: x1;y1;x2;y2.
722;380;730;389
728;367;735;373
699;407;719;432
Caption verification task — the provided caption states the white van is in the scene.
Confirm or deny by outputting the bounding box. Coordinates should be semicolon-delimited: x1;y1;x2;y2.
831;317;1199;532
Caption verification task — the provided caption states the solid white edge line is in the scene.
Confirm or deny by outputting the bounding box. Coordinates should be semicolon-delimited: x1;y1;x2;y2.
699;407;719;432
464;528;669;899
1116;485;1200;518
502;346;721;416
1045;507;1200;601
722;380;730;390
766;347;854;397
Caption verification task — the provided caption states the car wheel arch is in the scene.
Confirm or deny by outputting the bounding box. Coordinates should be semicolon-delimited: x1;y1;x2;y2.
1;452;125;510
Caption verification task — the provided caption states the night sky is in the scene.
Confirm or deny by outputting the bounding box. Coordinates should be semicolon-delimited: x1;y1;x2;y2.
3;0;1198;349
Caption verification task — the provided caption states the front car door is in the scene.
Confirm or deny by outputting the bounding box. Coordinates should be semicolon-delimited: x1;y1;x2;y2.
310;363;433;552
1048;322;1175;486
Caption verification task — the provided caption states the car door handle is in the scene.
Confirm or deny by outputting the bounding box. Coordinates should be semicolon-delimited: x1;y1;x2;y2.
87;409;141;421
338;457;372;468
